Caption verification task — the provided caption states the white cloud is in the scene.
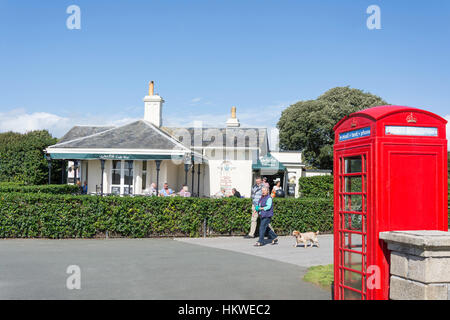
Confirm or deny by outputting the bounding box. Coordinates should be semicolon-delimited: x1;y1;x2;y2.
0;108;140;138
0;109;71;137
190;97;202;103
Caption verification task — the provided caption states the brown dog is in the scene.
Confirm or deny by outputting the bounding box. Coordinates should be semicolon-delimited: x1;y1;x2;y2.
292;230;320;248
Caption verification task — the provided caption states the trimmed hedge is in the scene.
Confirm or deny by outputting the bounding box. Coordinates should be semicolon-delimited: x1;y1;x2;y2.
0;183;80;195
299;175;334;198
0;193;333;238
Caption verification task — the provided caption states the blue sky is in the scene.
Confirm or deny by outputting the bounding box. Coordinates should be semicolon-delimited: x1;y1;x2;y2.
0;0;449;145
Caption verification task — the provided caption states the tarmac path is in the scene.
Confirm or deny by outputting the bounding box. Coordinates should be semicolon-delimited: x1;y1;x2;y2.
0;237;331;300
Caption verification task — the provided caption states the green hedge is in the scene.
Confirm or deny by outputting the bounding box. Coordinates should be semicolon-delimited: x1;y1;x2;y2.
0;183;80;195
299;175;334;198
0;193;333;238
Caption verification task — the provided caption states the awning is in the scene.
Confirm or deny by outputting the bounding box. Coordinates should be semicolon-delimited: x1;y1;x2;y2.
252;153;286;171
46;151;206;163
47;153;183;160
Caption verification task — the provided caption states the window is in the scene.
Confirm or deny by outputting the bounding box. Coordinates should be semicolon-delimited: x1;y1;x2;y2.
124;161;133;195
110;160;134;195
112;160;121;185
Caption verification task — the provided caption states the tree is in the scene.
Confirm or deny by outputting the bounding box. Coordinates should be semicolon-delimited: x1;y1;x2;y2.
0;130;62;185
448;152;449;176
277;87;388;170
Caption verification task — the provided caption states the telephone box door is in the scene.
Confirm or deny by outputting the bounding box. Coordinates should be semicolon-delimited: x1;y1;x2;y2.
334;147;371;300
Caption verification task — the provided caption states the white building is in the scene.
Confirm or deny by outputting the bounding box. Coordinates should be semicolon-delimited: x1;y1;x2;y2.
46;82;306;197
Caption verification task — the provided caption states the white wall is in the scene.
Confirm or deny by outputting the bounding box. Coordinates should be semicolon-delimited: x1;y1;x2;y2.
271;151;302;164
304;171;331;177
207;159;252;197
87;160;101;194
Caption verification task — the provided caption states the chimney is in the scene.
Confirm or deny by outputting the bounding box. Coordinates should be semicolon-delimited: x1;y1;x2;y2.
143;81;164;127
226;106;240;127
149;81;154;96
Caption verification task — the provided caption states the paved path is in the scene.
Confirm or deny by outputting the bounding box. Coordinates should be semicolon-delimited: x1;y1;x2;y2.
176;234;334;268
0;238;331;300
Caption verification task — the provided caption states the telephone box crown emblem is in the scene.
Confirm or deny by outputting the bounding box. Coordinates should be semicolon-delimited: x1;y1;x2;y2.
406;113;417;123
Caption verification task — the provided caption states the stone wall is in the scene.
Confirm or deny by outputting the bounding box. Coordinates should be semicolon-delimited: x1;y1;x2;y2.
380;230;450;300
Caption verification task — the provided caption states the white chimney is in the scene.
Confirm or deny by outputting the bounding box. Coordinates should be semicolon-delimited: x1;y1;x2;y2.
143;81;164;127
226;106;240;127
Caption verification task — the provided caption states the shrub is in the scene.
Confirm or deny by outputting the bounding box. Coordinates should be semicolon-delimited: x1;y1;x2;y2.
0;183;80;195
298;175;334;198
0;130;62;185
0;193;334;238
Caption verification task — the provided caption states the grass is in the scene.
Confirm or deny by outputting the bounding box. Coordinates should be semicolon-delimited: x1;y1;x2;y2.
303;264;334;290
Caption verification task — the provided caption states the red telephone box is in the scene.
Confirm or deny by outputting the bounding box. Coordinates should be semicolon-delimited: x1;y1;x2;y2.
333;105;448;300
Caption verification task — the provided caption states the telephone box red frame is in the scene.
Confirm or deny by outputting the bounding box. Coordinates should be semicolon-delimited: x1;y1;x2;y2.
333;105;448;300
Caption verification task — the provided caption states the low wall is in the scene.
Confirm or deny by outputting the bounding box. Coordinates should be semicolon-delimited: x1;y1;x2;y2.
380;230;450;300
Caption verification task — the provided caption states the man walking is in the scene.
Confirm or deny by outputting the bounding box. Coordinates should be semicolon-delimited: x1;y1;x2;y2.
254;186;278;246
245;177;273;238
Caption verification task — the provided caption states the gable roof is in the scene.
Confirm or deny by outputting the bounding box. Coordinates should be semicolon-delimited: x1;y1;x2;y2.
57;126;115;144
49;120;187;151
162;127;270;155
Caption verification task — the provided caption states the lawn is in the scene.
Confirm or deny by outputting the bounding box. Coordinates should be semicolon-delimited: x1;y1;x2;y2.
303;264;334;290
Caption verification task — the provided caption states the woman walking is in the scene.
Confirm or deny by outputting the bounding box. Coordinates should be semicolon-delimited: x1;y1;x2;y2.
254;186;278;246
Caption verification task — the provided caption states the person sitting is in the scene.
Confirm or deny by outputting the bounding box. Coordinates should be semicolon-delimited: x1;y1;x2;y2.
179;185;191;197
214;188;227;198
159;183;174;197
231;188;241;198
82;181;88;194
76;179;83;193
144;182;158;196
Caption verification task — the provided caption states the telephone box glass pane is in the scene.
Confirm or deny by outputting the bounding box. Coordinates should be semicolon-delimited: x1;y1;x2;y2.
343;233;363;252
344;288;362;300
344;251;363;271
344;270;363;291
345;176;362;192
345;157;362;173
344;194;362;212
344;214;363;232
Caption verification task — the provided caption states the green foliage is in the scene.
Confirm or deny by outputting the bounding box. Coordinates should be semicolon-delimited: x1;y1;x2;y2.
277;86;388;169
298;175;334;198
0;130;62;185
0;193;334;238
0;183;80;194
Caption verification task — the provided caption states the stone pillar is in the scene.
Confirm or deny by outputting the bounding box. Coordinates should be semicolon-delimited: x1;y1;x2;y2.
380;230;450;300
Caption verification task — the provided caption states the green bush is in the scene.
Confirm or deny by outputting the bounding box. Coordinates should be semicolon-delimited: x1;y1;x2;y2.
0;130;63;185
0;183;80;195
299;175;334;198
0;193;333;238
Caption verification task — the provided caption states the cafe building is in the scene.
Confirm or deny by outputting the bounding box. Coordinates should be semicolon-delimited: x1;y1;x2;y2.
46;82;306;197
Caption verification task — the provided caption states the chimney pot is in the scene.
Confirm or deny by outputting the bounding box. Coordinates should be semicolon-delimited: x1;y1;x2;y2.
149;81;154;96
